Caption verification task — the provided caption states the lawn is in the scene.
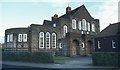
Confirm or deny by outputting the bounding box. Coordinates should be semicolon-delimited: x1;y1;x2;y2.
53;56;71;64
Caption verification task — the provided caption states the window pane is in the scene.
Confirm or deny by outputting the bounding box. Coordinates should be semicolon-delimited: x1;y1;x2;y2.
52;33;56;48
53;24;56;27
23;34;27;42
46;32;50;48
40;32;44;36
92;24;95;32
18;34;22;42
59;43;62;48
9;34;13;42
39;32;44;48
87;32;89;34
98;41;101;49
7;35;9;42
82;19;87;31
81;42;85;48
78;21;81;30
72;19;76;29
81;31;84;34
112;40;116;48
87;22;90;31
63;25;68;36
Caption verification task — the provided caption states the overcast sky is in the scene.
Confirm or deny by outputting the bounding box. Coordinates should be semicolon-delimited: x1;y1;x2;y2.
0;0;119;43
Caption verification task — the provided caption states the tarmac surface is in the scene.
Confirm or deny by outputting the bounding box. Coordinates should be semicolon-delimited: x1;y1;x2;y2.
1;56;119;70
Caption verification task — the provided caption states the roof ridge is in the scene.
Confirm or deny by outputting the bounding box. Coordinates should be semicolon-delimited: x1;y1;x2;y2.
52;5;85;21
96;22;119;37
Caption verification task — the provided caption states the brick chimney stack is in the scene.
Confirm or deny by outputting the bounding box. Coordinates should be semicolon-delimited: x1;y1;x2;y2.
51;14;58;21
66;5;71;13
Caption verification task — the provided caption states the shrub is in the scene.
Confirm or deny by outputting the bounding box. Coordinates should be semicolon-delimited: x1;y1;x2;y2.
92;52;119;67
2;52;54;63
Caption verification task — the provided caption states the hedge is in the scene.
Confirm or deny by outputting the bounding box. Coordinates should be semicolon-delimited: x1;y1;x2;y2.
2;52;54;63
92;52;119;67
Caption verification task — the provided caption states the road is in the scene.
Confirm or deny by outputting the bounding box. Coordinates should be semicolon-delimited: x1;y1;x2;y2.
1;56;119;70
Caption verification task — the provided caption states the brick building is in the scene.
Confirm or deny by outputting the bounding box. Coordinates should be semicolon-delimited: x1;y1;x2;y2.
4;5;100;56
95;22;120;52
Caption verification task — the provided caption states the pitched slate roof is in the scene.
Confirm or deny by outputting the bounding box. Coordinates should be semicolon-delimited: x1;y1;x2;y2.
43;20;52;25
96;22;120;37
43;5;94;25
58;5;94;20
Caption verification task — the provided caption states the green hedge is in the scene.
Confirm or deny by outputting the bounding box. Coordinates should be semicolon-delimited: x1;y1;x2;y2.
92;52;119;67
2;52;54;63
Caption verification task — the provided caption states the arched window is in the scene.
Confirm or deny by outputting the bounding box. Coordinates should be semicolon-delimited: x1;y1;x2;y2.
82;19;87;31
87;22;90;31
72;19;76;29
112;40;116;48
39;32;44;48
78;21;82;30
92;23;95;32
81;31;84;34
53;23;56;27
63;25;68;36
81;42;85;48
59;43;62;48
7;34;10;42
98;41;101;49
52;33;56;48
23;34;27;42
18;34;22;42
9;34;13;42
46;32;50;48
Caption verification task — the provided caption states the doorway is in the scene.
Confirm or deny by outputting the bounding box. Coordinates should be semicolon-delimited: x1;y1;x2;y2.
87;40;93;54
71;39;79;56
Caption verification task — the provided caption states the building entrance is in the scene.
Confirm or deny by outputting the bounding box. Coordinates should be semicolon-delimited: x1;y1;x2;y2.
71;39;79;56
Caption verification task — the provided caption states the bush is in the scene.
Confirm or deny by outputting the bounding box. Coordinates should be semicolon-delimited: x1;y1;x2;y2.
2;52;54;63
92;52;119;67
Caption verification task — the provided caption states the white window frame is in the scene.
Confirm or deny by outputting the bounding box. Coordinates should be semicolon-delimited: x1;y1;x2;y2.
81;31;84;34
53;23;56;27
18;34;22;42
63;25;68;36
9;34;13;42
78;21;82;30
7;34;10;42
81;42;85;48
87;22;90;31
46;32;50;48
52;33;56;48
72;19;76;29
23;34;27;42
82;19;87;31
39;32;44;48
59;43;62;48
98;41;101;49
87;32;89;34
112;40;116;48
92;23;95;32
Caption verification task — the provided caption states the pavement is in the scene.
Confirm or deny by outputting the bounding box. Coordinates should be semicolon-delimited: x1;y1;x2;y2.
1;56;119;70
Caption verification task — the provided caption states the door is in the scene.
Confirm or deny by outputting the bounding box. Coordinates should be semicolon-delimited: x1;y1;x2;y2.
71;40;78;56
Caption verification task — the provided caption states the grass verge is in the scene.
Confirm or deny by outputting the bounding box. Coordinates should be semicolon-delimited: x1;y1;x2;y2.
53;56;71;64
